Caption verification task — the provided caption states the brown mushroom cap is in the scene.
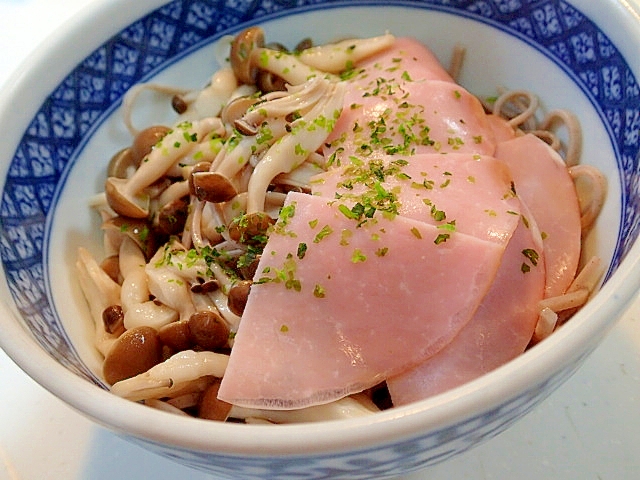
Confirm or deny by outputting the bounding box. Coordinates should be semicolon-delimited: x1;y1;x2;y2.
154;196;189;236
220;96;257;126
230;26;265;85
103;326;163;385
102;216;156;260
227;280;252;316
100;254;121;283
198;380;232;421
105;177;150;219
158;320;193;352
131;125;171;167
190;171;238;203
102;304;126;336
188;311;230;351
228;211;275;244
108;148;136;179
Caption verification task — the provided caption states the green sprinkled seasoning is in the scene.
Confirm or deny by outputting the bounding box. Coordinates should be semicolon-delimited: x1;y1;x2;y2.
340;229;353;246
522;248;539;266
351;248;367;263
313;284;326;298
434;233;450;244
314;225;334;243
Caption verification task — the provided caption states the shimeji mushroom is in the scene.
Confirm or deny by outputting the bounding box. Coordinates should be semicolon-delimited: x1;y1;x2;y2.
209;116;289;181
273;159;326;192
145;261;197;323
229;26;266;85
75;247;122;356
105;117;221;219
246;33;396;87
295;33;395;73
246;79;346;215
121;83;191;137
205;78;336;194
110;349;229;402
177;67;239;122
117;237;180;331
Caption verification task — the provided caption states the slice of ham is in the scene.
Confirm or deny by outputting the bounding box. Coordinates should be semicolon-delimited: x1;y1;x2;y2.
217;192;505;409
387;213;545;405
312;152;521;245
352;36;455;85
324;37;496;161
485;114;517;144
325;79;497;160
495;133;581;297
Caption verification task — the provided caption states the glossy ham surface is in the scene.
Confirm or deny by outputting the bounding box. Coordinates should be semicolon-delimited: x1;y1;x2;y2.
217;192;505;408
495;134;581;298
312;152;520;245
387;215;546;405
324;38;496;160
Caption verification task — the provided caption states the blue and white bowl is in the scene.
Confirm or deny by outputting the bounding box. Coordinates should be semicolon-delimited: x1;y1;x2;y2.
1;0;639;478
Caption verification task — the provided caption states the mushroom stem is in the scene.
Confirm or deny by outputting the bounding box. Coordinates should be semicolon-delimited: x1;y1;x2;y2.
247;79;345;214
251;48;323;85
243;78;329;124
125;117;221;195
228;394;378;423
122;82;192;137
178;67;238;121
296;33;395;73
75;247;121;356
213;118;289;179
145;249;197;322
110;350;229;402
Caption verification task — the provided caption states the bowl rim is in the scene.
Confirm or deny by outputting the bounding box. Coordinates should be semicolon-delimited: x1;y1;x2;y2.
1;0;640;456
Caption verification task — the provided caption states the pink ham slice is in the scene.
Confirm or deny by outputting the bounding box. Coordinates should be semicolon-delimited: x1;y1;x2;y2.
312;153;521;245
387;214;545;405
324;38;497;160
485;114;517;144
495;134;581;297
325;79;497;160
217;192;505;409
350;36;455;85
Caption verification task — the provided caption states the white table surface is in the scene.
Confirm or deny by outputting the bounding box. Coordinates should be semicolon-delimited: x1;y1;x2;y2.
1;1;639;479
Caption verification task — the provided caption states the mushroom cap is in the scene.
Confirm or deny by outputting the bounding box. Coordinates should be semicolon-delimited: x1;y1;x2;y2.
107;148;136;179
102;216;157;260
105;177;150;219
229;26;265;85
190;171;238;203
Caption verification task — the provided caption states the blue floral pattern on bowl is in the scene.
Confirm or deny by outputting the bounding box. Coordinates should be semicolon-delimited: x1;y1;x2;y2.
1;1;638;478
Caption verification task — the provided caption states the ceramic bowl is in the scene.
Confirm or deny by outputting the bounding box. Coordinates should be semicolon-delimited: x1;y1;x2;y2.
1;0;640;478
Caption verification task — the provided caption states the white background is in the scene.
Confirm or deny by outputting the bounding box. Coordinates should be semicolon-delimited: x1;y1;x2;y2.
0;1;639;479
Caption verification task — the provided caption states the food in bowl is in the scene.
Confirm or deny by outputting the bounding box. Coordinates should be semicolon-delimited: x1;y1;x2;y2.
76;27;606;421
